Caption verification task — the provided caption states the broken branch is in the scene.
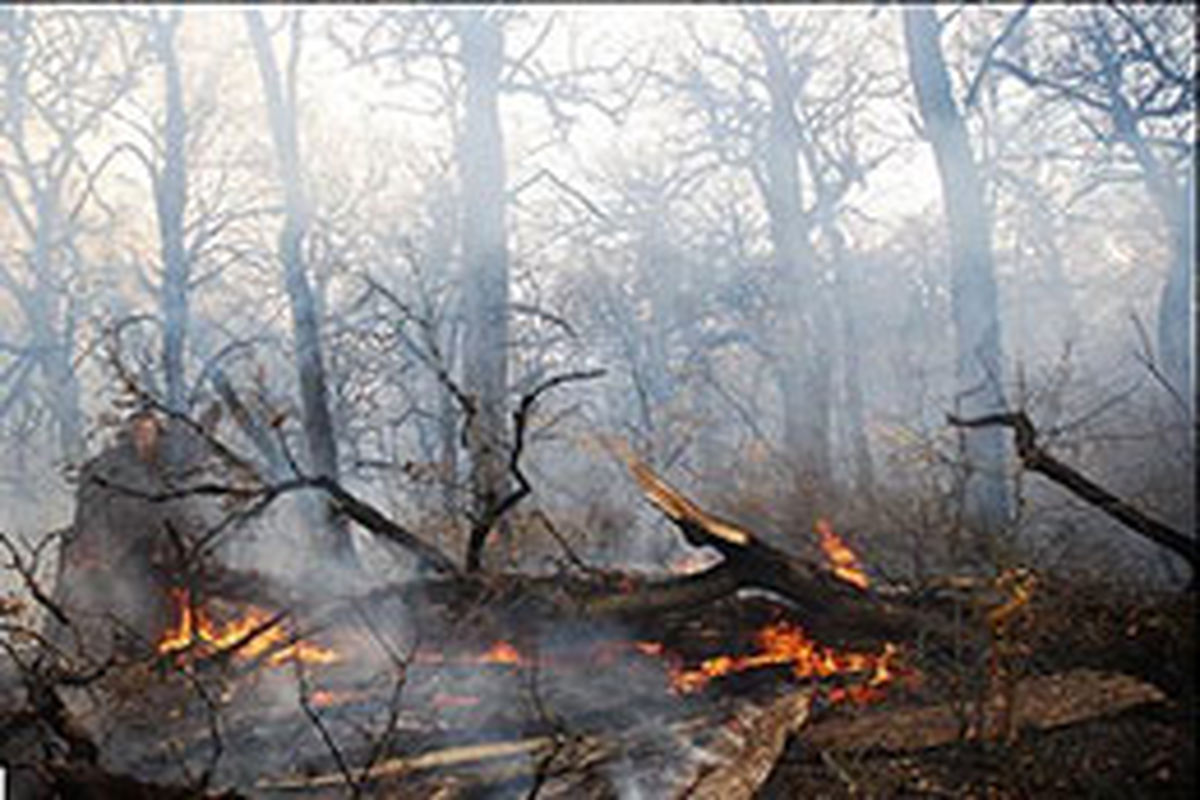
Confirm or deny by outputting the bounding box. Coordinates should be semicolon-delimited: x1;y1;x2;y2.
948;411;1196;578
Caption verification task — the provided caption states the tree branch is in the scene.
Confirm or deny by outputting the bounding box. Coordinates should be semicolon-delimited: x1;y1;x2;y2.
464;368;605;571
948;411;1196;579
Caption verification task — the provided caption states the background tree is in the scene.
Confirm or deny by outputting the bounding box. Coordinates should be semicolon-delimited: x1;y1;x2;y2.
989;4;1195;420
0;10;134;468
245;9;355;564
904;6;1012;564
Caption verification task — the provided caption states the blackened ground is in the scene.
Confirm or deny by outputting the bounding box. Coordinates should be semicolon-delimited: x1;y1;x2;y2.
758;575;1196;798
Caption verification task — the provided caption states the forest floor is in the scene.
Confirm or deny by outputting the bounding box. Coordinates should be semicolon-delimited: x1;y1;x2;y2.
759;576;1196;798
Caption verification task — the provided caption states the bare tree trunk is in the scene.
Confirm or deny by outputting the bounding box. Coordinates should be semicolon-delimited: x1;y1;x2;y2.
0;10;87;465
153;10;189;414
1155;165;1193;420
831;250;875;499
245;10;355;565
1090;60;1194;420
633;217;675;458
29;190;84;464
746;11;832;508
1126;126;1194;422
456;11;511;568
904;7;1011;563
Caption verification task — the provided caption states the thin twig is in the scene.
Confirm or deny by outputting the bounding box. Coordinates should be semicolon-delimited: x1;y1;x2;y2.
296;660;359;797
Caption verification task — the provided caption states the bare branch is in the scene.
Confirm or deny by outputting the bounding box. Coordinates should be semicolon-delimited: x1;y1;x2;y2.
948;410;1196;579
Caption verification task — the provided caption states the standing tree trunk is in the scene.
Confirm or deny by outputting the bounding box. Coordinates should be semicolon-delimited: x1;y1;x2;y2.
830;246;876;500
1;9;85;465
456;11;511;570
904;7;1011;562
1155;164;1193;420
245;10;355;565
746;10;833;509
1112;99;1195;422
27;182;85;465
152;10;189;414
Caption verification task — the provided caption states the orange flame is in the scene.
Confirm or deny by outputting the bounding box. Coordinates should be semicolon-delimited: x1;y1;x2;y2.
657;620;896;701
158;589;339;666
479;640;524;665
814;519;869;589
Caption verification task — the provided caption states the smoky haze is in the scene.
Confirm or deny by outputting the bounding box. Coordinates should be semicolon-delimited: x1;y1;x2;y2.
0;4;1194;593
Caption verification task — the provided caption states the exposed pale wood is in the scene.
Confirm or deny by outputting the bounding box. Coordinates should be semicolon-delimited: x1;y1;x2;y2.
801;669;1167;754
603;445;950;650
257;690;814;798
683;689;813;800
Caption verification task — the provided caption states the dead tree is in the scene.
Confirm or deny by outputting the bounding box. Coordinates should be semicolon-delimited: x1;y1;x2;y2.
245;10;355;565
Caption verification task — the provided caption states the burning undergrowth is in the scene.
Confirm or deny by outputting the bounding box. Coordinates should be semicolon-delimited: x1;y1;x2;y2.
27;516;903;796
2;419;924;797
68;585;891;795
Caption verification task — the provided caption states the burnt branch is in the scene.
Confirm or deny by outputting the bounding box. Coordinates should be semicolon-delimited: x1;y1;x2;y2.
948;410;1196;579
0;531;73;629
92;471;460;576
963;3;1034;110
295;660;360;797
465;368;605;572
605;443;941;650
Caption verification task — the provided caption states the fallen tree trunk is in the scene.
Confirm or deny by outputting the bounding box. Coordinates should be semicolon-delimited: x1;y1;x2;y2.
295;442;964;658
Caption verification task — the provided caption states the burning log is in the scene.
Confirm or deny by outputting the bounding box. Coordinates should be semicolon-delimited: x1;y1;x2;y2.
155;589;339;669
14;413;986;796
597;441;948;651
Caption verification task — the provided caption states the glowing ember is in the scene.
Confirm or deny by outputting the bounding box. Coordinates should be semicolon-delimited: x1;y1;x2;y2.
658;620;896;700
270;640;340;666
157;588;340;667
634;641;664;657
814;518;869;589
479;640;524;665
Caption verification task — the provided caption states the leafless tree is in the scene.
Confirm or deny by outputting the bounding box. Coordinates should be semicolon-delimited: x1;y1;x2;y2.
0;9;136;464
330;8;636;568
244;10;355;565
904;7;1013;563
989;5;1195;420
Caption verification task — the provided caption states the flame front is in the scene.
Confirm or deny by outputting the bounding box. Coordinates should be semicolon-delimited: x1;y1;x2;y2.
158;589;339;666
814;518;869;589
659;620;896;700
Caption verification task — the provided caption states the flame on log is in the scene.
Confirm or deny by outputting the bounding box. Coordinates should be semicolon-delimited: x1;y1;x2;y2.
157;588;339;666
814;518;870;590
657;620;897;699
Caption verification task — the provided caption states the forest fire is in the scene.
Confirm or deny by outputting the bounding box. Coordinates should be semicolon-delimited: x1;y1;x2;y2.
157;588;340;667
655;620;897;701
814;518;870;589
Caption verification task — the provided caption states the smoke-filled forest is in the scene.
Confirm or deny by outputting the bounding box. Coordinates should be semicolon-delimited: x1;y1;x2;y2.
0;6;1195;798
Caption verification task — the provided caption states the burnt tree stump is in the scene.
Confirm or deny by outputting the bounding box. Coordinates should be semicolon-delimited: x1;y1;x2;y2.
46;412;230;660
